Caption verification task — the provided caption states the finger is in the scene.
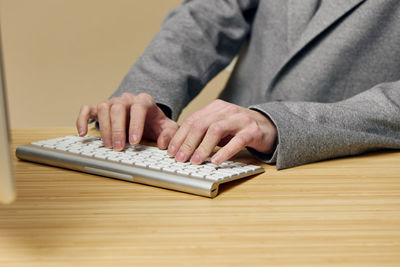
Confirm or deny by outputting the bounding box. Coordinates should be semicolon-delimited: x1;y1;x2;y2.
129;103;148;145
110;102;127;151
171;115;217;162
129;92;166;144
156;125;178;150
211;131;253;164
76;105;91;136
167;103;223;157
190;120;237;164
97;101;112;148
76;105;97;136
174;122;210;162
167;120;192;157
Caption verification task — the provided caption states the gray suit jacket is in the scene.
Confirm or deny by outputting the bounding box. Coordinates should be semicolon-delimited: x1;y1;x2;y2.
112;0;400;169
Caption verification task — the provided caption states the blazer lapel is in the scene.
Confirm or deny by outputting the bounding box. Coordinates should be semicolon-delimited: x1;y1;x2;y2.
269;0;366;89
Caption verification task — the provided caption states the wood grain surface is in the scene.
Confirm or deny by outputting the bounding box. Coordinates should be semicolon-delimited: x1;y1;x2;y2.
1;127;400;266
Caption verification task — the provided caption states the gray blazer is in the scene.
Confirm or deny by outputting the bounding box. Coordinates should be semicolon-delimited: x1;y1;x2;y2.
112;0;400;169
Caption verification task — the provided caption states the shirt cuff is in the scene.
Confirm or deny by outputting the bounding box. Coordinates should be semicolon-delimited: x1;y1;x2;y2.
247;146;278;164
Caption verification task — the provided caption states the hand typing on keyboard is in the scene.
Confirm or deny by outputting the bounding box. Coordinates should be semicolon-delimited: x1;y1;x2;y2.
77;93;277;166
76;93;179;152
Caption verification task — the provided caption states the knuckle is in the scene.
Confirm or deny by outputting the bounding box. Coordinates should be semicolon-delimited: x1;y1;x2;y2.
183;114;198;127
111;125;125;137
121;92;134;100
137;92;151;98
237;113;252;124
248;123;262;138
137;93;154;104
99;123;111;135
209;122;224;137
111;128;124;135
79;104;89;113
180;141;194;153
213;99;226;105
192;121;207;132
224;103;240;114
208;99;228;110
235;136;247;148
99;122;110;132
205;99;222;110
110;102;125;115
246;122;258;133
132;102;148;111
167;121;179;132
158;130;171;140
97;101;109;112
247;131;255;143
195;145;210;157
230;105;240;113
237;133;252;146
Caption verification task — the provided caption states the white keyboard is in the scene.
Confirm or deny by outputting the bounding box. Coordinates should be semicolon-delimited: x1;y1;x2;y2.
16;135;264;197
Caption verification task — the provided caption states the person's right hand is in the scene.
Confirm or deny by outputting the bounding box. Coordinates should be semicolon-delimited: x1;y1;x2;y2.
76;92;179;151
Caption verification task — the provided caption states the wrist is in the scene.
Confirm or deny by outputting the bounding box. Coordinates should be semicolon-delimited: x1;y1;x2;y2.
250;109;278;154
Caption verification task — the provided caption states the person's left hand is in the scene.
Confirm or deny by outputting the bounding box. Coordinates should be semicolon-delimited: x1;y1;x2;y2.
167;100;277;165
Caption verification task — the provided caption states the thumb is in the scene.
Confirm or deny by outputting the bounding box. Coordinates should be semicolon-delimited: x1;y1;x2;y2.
156;122;179;150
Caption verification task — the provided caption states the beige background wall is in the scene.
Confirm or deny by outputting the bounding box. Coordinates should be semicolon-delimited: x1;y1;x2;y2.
1;0;229;128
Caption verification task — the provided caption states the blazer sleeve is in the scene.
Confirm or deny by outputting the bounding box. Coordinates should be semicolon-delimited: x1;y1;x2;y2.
249;81;400;170
110;0;259;120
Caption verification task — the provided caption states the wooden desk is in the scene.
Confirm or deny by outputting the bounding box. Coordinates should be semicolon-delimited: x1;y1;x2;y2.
1;127;400;266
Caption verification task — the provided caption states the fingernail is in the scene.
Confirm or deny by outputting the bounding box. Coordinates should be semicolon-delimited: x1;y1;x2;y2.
191;154;201;164
159;136;169;150
114;140;122;150
176;151;186;162
212;155;222;165
104;140;112;148
130;134;138;144
79;128;85;136
168;145;177;156
163;136;171;146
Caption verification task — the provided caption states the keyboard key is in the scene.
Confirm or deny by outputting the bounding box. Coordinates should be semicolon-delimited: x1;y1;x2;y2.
94;154;108;159
121;159;136;164
135;161;148;167
108;156;121;162
177;170;191;175
191;173;205;179
163;167;177;173
81;151;95;157
148;164;162;170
